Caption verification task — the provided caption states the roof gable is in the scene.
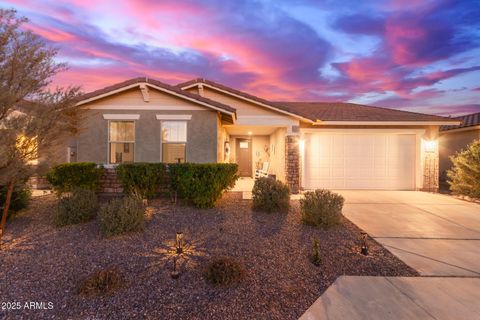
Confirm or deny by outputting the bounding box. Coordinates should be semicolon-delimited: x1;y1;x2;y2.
76;77;236;118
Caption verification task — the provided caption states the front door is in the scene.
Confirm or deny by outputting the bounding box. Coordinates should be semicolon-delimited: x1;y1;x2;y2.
236;139;252;177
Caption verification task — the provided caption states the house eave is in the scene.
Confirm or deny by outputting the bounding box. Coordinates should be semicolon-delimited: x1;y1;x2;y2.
312;120;462;126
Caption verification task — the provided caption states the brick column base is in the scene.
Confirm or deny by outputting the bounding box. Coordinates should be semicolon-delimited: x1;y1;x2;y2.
285;135;300;194
422;151;439;192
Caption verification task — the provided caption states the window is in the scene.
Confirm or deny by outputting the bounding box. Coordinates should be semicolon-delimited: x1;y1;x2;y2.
109;121;135;164
162;121;187;163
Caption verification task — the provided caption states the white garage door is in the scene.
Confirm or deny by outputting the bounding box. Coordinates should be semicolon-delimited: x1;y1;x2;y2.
303;133;416;190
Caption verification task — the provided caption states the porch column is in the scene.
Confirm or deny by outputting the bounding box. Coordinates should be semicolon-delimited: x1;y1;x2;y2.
285;134;300;194
422;127;439;192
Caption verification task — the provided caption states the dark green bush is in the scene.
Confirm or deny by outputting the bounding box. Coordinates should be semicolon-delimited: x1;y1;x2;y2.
447;139;480;199
55;189;98;226
46;162;104;195
0;184;31;212
0;184;31;219
301;189;344;228
204;257;246;286
98;196;144;237
252;177;290;213
78;268;125;296
116;163;167;199
169;163;238;208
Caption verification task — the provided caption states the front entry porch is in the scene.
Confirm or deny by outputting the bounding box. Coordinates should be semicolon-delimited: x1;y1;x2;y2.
222;124;288;182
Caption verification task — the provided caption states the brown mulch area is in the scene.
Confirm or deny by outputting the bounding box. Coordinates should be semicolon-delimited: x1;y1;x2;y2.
0;193;418;320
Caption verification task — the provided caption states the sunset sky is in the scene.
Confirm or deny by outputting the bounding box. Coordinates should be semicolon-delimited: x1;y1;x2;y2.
1;0;479;116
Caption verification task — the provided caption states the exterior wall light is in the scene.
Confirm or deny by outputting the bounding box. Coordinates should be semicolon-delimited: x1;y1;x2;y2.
176;232;184;254
424;140;437;153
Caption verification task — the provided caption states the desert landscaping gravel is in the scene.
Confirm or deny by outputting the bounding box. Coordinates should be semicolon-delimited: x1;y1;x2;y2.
0;193;417;320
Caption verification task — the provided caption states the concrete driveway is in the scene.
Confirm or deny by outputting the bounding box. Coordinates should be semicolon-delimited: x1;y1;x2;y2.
339;191;480;276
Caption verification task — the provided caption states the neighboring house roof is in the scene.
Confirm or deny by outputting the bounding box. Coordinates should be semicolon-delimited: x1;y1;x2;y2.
275;102;458;124
440;112;480;131
76;77;236;117
177;78;315;122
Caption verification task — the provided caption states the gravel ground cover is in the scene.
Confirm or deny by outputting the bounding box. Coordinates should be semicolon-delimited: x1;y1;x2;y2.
0;193;417;320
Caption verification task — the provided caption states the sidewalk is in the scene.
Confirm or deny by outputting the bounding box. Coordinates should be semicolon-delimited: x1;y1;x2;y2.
300;276;480;320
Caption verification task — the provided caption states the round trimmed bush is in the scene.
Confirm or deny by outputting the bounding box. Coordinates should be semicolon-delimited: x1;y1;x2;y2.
98;196;144;237
204;257;245;286
300;189;344;228
252;177;290;213
78;268;125;296
55;189;97;226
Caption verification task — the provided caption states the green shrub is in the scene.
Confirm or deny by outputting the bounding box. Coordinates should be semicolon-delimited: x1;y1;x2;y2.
301;189;344;227
55;189;98;226
116;163;166;199
169;163;238;208
204;257;245;286
447;139;480;199
46;162;104;195
78;268;125;296
0;184;31;219
98;196;144;237
252;177;290;213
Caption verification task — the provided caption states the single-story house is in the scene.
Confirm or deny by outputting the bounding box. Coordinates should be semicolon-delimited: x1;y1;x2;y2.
67;77;460;193
439;112;480;178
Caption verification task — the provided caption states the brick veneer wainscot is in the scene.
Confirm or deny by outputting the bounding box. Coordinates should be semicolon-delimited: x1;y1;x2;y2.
99;168;124;193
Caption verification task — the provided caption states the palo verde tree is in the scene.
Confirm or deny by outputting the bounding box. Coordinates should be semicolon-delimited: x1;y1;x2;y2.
447;139;480;199
0;9;81;243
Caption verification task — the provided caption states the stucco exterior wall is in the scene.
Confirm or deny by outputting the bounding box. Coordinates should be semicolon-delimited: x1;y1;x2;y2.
439;129;480;178
217;115;229;163
268;127;286;182
252;135;270;175
73;88;219;164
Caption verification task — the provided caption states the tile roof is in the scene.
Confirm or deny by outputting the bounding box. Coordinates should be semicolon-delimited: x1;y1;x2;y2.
177;78;311;120
275;102;455;122
440;112;480;131
178;78;456;123
77;77;236;114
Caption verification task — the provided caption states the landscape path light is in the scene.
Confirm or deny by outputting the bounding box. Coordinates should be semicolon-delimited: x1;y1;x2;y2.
176;231;184;254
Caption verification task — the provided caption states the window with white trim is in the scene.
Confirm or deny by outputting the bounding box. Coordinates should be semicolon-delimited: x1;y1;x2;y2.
109;121;135;164
161;121;187;163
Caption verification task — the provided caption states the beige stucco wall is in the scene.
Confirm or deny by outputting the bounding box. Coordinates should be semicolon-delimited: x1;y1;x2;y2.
216;115;230;163
268;127;286;182
252;135;270;175
439;129;480;178
73;88;219;164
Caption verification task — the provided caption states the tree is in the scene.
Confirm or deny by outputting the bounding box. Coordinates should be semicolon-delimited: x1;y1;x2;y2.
0;9;81;243
447;139;480;199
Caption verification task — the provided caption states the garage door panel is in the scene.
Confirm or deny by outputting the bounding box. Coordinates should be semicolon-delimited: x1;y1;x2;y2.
304;133;416;190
